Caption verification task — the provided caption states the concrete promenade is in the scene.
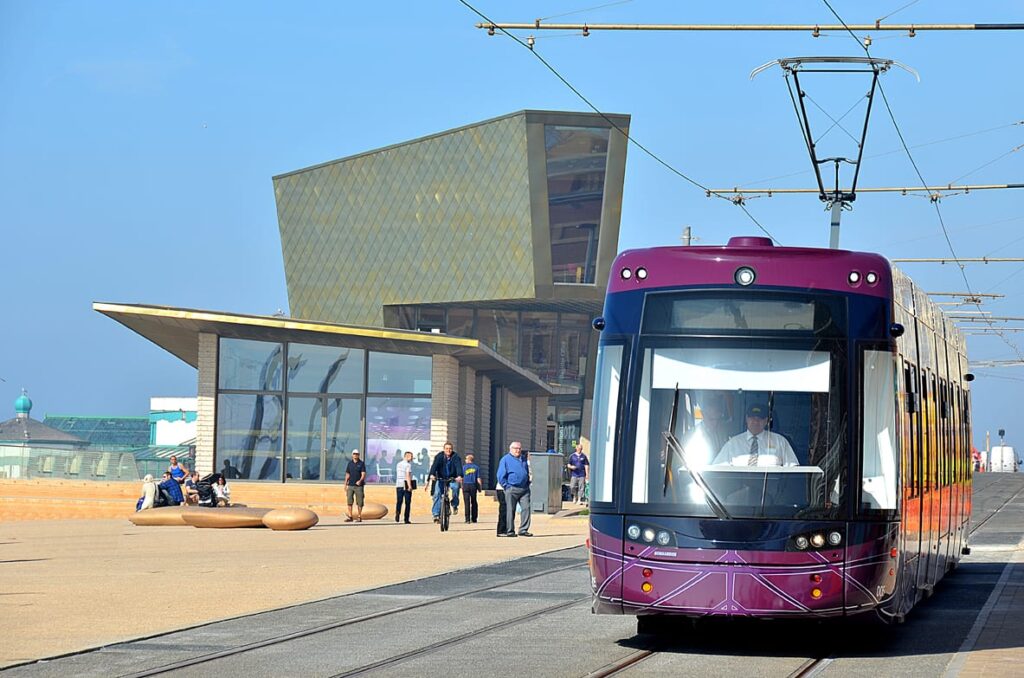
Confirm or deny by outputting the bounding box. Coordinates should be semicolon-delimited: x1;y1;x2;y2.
0;500;587;668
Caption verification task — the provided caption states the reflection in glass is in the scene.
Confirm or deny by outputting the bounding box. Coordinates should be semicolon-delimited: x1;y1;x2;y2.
216;394;283;481
219;338;283;391
365;397;431;484
545;125;610;284
446;308;474;338
556;313;590;388
521;312;556;381
476;309;518;362
288;344;364;394
325;398;361;481
591;344;623;502
286;397;322;480
368;353;432;394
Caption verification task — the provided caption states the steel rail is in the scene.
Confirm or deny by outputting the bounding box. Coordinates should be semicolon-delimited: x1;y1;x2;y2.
119;560;587;678
332;596;591;677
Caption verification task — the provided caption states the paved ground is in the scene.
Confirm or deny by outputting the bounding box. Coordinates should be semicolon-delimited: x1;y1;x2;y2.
2;474;1022;677
0;509;588;668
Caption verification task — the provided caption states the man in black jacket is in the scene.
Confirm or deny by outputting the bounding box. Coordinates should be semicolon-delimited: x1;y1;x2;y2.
426;442;463;523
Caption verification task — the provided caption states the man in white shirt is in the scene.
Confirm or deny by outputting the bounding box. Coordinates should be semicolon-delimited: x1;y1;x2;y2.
394;451;414;524
713;403;798;467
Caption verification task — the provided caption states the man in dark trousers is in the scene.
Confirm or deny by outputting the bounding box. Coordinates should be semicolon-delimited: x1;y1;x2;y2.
344;450;366;522
496;441;532;537
461;453;482;523
426;441;463;524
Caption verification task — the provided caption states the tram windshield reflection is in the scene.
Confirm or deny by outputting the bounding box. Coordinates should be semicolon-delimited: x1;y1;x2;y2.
631;344;846;518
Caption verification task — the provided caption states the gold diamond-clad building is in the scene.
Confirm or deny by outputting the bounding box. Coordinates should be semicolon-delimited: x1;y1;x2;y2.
273;110;630;462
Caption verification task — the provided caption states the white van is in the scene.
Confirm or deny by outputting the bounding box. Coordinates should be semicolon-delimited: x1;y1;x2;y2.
988;446;1018;473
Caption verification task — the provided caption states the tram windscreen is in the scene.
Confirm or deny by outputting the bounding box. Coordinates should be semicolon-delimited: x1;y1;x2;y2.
631;345;846;518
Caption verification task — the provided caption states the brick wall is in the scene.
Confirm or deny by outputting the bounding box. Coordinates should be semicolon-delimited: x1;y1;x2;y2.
196;332;217;475
429;355;460;457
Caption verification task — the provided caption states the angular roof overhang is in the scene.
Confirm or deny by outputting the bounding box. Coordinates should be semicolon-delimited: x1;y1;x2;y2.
94;303;572;398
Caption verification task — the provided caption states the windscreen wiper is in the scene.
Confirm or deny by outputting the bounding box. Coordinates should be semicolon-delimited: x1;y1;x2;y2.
662;384;731;519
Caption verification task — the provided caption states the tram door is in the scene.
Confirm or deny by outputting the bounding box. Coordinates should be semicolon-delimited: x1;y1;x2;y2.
902;360;924;594
919;371;937;592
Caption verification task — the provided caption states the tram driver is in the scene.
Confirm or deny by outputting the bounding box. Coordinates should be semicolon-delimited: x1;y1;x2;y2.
712;403;799;467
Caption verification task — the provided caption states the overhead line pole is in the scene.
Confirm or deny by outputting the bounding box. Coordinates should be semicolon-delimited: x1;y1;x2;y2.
477;22;1024;33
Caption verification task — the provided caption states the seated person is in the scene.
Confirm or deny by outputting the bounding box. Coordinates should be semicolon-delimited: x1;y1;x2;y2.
137;474;158;510
214;475;231;507
713;403;798;467
157;471;185;506
183;471;201;504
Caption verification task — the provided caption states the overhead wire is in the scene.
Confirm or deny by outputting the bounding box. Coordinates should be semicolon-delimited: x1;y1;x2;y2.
538;0;634;22
949;143;1024;184
821;0;1024;362
459;0;780;243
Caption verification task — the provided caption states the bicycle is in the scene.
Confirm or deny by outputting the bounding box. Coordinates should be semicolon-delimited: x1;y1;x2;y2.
434;476;455;532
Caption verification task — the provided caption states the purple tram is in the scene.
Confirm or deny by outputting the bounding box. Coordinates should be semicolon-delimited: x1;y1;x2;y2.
587;237;973;631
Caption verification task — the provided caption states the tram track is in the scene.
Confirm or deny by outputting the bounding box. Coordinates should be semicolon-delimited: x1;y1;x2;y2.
119;559;587;678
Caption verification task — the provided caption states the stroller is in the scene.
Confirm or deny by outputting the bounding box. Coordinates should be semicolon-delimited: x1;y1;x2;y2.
196;473;222;507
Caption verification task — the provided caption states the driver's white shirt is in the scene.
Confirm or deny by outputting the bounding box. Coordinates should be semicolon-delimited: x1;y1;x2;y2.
712;430;799;467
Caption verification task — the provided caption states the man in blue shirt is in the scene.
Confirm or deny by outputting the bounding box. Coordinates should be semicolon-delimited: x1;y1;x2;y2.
426;442;463;523
496;441;532;537
567;443;590;505
157;471;184;506
461;453;482;523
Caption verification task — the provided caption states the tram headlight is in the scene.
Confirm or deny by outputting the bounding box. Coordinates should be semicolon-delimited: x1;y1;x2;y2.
734;266;757;286
828;531;843;546
810;533;826;548
636;267;648;280
795;536;810;550
627;524;641;540
848;270;861;285
620;267;633;280
656;530;672;546
865;271;878;285
642;528;656;543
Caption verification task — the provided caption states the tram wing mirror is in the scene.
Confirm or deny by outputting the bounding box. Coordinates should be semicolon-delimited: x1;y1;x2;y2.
592;316;606;331
889;323;905;338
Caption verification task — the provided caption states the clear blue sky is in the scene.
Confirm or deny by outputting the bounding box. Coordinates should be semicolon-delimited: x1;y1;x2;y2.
1;1;1021;447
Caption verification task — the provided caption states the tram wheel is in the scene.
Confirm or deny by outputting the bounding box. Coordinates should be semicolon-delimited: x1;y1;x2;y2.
636;615;670;635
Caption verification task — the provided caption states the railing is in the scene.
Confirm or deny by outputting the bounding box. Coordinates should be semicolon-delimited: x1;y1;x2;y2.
0;445;140;481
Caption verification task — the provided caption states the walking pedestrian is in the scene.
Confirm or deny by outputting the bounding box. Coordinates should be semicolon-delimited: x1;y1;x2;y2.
496;441;532;537
344;450;366;522
461;453;482;523
395;450;414;524
495;479;507;537
567;443;590;505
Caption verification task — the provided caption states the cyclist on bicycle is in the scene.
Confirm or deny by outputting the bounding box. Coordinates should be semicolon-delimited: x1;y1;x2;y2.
426;441;463;524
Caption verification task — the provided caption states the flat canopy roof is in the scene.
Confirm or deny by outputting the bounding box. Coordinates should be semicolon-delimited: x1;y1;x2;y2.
94;302;572;397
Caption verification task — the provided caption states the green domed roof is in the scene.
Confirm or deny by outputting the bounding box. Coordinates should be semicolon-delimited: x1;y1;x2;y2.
14;391;32;416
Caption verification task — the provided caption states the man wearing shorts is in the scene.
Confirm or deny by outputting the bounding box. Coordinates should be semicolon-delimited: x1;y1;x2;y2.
344;450;366;522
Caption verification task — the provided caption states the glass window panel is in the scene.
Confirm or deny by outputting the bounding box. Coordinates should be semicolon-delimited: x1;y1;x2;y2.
446;308;474;338
545;125;610;284
368;352;432;394
286;397;323;480
862;349;898;510
590;344;623;502
218;338;283;391
417;307;445;332
287;344;364;394
365;397;431;484
216;393;282;481
476;309;519;362
557;313;591;388
325;397;362;482
521;312;557;381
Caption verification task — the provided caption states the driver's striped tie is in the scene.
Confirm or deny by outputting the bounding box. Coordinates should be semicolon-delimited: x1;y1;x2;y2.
748;436;759;466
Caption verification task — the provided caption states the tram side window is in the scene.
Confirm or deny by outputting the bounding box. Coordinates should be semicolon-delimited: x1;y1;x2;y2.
590;344;624;503
862;350;898;510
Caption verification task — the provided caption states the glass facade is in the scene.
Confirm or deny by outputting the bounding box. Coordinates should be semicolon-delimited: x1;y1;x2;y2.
544;125;610;285
216;338;431;483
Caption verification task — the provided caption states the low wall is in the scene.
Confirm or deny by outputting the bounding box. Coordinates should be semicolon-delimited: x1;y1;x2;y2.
0;479;500;522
